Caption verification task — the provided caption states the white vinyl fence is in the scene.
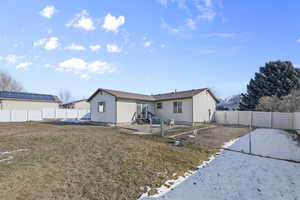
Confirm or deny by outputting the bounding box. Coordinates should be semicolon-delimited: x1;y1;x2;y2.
213;111;300;130
0;109;90;122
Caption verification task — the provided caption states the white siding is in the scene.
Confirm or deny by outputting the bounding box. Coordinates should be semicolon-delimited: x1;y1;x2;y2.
192;90;217;122
0;100;59;110
155;98;193;124
117;99;137;123
116;99;155;123
74;101;90;109
90;91;116;123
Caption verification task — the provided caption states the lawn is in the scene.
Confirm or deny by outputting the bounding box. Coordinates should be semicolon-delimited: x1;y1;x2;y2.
0;122;217;200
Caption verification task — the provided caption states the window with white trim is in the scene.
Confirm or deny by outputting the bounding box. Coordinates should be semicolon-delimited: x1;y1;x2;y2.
173;101;182;113
98;102;105;112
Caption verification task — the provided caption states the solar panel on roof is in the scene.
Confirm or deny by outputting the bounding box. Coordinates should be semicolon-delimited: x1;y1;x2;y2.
0;91;56;101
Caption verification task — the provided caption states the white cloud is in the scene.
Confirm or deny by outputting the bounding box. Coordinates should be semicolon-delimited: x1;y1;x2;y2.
57;58;115;78
33;38;47;47
44;37;59;50
0;55;26;64
144;41;153;47
59;58;87;73
33;37;59;50
39;5;56;19
102;14;125;32
186;18;196;30
297;39;300;43
106;44;121;53
88;61;115;74
66;10;95;31
195;0;216;21
200;32;238;38
160;44;166;48
157;0;187;8
16;62;32;70
65;43;86;51
89;44;101;51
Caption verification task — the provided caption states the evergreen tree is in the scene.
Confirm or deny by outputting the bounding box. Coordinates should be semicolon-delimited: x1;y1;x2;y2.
239;61;300;110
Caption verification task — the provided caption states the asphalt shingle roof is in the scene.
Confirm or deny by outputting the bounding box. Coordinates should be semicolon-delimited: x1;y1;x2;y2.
88;88;219;102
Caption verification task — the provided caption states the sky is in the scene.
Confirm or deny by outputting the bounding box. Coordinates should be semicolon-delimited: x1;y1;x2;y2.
0;0;300;100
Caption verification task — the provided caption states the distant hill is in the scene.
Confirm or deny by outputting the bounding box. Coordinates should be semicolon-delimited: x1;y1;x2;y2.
217;94;241;110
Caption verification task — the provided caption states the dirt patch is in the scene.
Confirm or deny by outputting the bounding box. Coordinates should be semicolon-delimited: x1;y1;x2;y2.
164;125;209;137
173;126;250;149
0;122;215;200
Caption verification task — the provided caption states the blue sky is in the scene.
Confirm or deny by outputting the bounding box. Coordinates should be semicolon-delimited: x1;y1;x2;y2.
0;0;300;100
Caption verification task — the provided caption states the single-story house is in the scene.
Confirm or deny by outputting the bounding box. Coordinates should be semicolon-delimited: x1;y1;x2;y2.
0;91;61;110
61;99;90;109
87;88;219;125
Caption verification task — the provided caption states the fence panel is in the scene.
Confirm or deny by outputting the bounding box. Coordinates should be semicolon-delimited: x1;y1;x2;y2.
78;109;90;119
28;110;42;121
238;111;251;126
55;109;67;119
272;112;294;130
11;110;27;122
66;109;78;118
0;110;11;122
252;112;271;128
294;112;300;130
214;111;226;124
42;109;56;119
226;111;238;125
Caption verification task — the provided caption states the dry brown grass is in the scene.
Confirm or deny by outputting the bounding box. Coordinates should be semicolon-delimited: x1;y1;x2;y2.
0;122;216;200
175;125;250;149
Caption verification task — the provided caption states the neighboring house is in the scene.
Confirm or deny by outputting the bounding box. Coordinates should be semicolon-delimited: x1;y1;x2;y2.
0;91;61;110
61;99;90;109
87;88;219;125
217;95;241;110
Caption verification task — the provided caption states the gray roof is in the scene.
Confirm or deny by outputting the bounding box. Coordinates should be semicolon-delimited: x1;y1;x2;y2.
153;89;207;101
62;99;87;106
100;88;155;101
88;88;219;102
0;91;61;103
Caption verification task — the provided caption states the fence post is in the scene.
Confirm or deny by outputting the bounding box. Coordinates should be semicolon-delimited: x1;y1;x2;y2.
160;120;164;137
10;110;12;122
237;111;239;125
26;110;29;122
54;108;56;120
249;111;253;154
270;112;273;128
292;112;295;130
224;111;227;125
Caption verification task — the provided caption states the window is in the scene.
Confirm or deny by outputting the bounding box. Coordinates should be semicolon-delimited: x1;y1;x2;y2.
98;102;105;112
173;101;182;113
157;102;162;109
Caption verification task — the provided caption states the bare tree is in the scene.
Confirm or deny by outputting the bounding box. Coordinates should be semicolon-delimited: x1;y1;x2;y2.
256;89;300;112
0;71;23;92
58;89;72;103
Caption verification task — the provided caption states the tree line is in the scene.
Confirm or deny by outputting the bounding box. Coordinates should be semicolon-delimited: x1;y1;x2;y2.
240;61;300;112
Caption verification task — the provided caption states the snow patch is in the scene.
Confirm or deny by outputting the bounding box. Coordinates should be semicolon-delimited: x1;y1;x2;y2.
139;138;239;199
0;149;29;163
